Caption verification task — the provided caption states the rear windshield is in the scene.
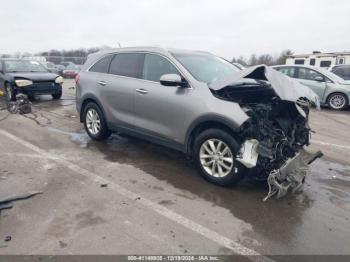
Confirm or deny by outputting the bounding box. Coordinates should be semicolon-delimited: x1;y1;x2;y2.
171;52;241;84
4;60;48;73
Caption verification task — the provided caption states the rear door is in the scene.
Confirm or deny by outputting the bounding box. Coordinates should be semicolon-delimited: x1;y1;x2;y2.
295;67;327;99
134;53;188;143
101;53;144;127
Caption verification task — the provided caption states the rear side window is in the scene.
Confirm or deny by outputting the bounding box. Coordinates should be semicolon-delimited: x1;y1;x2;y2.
310;58;315;66
142;54;179;82
277;67;296;78
109;53;144;78
89;55;113;73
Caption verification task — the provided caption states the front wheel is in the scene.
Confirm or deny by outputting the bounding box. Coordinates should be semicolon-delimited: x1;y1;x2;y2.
83;102;111;140
193;129;245;186
52;91;62;100
327;93;348;110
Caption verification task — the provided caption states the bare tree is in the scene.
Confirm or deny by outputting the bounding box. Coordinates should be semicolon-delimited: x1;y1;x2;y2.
275;49;293;65
256;54;274;66
248;54;258;66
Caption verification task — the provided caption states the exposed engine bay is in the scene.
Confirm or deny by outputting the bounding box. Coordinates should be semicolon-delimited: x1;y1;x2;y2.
210;65;323;200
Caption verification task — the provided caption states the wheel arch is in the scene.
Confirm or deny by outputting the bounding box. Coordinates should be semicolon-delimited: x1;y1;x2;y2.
185;115;241;157
79;94;107;123
326;91;350;107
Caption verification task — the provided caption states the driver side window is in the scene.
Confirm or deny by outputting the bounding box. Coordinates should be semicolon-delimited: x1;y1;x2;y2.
142;54;179;82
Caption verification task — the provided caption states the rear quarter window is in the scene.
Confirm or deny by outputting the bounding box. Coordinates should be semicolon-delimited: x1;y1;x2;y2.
89;55;113;73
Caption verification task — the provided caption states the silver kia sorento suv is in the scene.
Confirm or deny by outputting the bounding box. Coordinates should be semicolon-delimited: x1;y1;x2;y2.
76;47;322;199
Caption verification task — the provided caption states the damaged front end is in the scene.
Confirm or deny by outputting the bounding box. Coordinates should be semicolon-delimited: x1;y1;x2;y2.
210;65;323;200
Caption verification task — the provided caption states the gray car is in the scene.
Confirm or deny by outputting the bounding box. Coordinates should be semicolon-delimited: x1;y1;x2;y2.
76;47;321;199
273;65;350;110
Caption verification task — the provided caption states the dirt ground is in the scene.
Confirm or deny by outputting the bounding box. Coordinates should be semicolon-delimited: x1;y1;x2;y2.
0;80;349;260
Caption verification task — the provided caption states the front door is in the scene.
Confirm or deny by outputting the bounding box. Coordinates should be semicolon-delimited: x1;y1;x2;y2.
134;53;189;143
295;67;327;99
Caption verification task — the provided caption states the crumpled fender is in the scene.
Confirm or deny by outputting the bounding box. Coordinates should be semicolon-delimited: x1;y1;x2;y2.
209;65;321;108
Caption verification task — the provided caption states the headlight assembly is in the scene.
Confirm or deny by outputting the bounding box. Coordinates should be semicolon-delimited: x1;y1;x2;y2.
15;79;33;87
55;76;64;84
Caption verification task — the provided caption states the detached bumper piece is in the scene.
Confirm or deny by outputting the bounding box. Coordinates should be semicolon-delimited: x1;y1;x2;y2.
7;94;32;114
263;148;323;201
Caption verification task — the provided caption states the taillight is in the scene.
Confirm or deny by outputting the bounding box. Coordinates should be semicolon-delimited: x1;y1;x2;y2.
75;74;80;84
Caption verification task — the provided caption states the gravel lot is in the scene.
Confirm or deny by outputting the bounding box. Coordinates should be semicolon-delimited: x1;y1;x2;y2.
0;79;349;259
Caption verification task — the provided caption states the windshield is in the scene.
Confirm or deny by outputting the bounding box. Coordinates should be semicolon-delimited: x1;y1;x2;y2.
317;67;346;83
4;60;48;73
171;52;241;84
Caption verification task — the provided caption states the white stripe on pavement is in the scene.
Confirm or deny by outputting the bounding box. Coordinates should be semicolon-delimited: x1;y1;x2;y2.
312;140;350;150
0;129;273;262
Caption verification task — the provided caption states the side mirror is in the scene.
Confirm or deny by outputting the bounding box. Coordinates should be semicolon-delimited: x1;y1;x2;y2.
160;74;188;88
314;75;324;82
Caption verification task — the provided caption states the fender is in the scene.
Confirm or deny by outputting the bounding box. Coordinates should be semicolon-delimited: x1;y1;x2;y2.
78;93;107;122
184;113;242;153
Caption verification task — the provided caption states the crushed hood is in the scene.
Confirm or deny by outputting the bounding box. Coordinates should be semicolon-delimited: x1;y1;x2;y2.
209;65;320;108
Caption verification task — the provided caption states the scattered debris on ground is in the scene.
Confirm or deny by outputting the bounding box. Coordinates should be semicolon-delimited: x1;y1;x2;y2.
0;191;43;211
4;236;11;242
7;94;32;114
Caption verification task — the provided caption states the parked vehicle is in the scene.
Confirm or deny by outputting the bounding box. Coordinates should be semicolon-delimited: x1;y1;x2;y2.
329;64;350;80
76;47;321;199
273;65;350;110
0;59;63;100
63;64;81;78
61;61;74;67
42;61;60;75
55;64;66;76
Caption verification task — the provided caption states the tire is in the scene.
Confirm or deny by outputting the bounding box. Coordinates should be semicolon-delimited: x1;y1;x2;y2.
52;91;62;100
27;94;35;101
327;92;348;110
193;128;245;187
5;83;16;101
83;102;111;140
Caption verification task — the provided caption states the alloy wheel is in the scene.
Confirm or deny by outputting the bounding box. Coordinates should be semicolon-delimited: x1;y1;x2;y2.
329;94;346;110
86;108;101;135
199;138;234;178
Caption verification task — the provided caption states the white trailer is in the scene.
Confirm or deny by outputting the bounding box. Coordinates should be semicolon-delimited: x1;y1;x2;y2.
286;51;350;68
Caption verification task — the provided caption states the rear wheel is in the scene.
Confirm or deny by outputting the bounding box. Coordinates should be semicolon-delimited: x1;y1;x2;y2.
327;92;348;110
193;129;245;186
83;102;111;140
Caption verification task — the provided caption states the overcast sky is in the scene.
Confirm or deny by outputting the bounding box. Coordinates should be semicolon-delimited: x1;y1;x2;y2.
1;0;350;59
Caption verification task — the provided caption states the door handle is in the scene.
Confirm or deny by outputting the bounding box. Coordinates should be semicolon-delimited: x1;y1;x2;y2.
135;88;148;94
98;81;107;86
